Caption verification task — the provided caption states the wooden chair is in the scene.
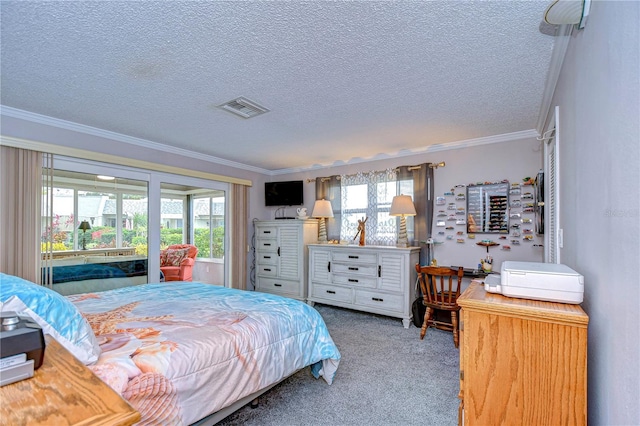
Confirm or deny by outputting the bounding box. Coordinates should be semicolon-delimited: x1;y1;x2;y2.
415;264;464;348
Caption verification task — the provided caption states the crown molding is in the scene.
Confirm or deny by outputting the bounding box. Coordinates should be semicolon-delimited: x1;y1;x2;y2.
271;129;539;175
0;106;271;175
0;134;253;186
536;24;573;133
2;105;538;177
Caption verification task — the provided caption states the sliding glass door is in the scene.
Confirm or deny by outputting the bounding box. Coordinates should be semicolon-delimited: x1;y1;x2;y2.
42;158;150;294
41;157;230;293
160;180;228;285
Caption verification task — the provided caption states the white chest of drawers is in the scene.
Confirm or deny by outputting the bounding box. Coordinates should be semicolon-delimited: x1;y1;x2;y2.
307;244;420;328
254;219;318;301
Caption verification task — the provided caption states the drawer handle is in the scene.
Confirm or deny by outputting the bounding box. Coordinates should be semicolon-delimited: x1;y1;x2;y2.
348;279;359;283
264;256;271;259
264;243;271;246
348;267;359;271
348;255;359;259
278;247;281;256
264;231;271;234
264;268;272;272
326;290;336;294
378;265;381;277
327;261;331;272
372;297;384;302
274;283;282;287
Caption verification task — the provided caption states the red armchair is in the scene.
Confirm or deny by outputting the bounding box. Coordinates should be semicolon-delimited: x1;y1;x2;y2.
160;244;198;282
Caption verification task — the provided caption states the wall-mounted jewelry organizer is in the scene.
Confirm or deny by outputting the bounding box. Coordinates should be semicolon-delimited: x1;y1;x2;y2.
433;176;543;255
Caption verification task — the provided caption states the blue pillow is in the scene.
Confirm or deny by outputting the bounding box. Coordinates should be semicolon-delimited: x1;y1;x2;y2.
0;273;100;365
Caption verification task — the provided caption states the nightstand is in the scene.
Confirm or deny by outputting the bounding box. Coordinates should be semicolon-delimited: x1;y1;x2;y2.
0;335;140;425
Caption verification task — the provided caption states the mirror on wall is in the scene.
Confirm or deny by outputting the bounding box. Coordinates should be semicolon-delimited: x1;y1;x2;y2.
466;182;509;234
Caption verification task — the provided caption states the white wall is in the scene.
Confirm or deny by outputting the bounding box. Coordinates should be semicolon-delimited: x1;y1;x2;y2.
548;2;640;424
275;137;543;270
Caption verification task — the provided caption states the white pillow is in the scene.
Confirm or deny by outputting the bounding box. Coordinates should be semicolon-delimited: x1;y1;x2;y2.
0;273;101;365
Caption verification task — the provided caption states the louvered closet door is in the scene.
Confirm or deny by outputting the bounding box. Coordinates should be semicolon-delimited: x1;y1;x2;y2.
545;105;561;264
278;226;301;280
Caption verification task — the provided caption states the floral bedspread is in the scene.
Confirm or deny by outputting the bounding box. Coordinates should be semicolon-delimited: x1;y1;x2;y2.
69;283;341;425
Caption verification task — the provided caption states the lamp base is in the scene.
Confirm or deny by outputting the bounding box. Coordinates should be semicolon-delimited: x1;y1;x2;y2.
396;217;409;247
317;218;328;243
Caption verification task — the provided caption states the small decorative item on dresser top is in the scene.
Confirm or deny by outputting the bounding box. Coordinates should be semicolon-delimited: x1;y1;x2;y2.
353;217;368;246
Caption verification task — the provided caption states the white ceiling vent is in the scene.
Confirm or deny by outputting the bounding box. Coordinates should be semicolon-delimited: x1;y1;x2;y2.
218;97;269;119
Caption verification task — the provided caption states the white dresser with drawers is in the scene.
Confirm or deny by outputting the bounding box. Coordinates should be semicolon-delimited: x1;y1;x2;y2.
254;219;318;301
307;244;420;328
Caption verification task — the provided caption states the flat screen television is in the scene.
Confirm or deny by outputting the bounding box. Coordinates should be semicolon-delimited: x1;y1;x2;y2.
265;180;304;206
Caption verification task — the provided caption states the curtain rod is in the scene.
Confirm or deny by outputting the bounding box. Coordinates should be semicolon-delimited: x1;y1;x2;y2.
307;163;443;182
306;177;341;183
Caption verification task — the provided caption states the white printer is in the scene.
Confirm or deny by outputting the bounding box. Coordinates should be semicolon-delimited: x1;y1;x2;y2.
483;261;584;304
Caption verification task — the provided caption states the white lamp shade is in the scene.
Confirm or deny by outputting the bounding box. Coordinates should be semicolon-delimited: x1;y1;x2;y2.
389;195;416;217
312;199;334;218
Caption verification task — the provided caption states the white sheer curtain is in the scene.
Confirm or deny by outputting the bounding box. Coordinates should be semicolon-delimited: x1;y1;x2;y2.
340;169;399;246
0;146;44;283
318;164;432;254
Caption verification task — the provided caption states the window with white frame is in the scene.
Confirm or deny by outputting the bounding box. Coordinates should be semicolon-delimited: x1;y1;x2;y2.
42;170;148;253
340;169;414;245
192;192;226;259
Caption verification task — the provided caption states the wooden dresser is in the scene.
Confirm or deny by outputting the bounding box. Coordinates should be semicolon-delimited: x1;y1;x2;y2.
0;335;140;426
457;282;588;426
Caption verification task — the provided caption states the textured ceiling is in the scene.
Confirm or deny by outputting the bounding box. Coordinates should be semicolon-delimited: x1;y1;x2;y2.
0;1;556;172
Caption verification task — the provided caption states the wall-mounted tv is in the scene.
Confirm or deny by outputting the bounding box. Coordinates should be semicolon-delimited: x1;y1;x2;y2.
265;180;304;206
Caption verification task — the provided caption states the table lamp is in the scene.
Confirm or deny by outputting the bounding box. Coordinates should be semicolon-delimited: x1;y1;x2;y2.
390;194;416;247
312;199;333;243
78;220;91;250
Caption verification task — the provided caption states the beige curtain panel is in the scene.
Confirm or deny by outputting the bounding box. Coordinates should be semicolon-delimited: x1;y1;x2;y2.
230;183;249;290
0;145;43;283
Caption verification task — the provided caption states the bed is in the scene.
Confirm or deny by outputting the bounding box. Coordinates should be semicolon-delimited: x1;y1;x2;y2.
41;255;149;295
0;273;341;425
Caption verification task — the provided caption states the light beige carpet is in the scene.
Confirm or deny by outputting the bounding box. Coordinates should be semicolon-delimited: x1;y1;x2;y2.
217;303;460;426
